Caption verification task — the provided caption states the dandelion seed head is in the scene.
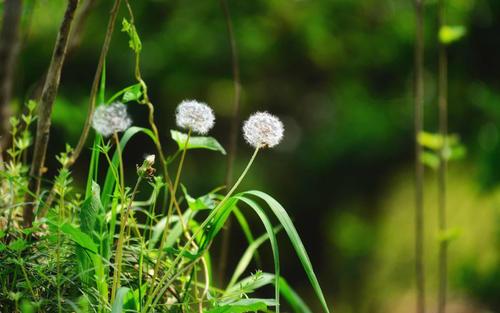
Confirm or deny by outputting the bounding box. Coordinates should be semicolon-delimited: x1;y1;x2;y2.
92;102;132;137
175;100;215;134
243;111;284;148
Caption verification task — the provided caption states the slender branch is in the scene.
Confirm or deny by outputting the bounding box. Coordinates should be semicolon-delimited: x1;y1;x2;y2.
413;0;426;312
0;0;23;151
70;0;121;166
218;0;242;284
24;0;79;227
437;1;448;312
37;0;121;218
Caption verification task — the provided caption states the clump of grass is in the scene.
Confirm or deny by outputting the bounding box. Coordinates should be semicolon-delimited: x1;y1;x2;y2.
0;2;331;313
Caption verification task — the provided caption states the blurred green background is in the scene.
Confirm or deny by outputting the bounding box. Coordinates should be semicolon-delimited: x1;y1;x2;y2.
7;0;500;312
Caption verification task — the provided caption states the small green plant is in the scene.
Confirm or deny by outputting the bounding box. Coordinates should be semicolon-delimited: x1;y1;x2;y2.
0;3;331;313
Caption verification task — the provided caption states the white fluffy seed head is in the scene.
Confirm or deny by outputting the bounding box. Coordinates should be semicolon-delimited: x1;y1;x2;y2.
175;100;215;134
92;102;132;137
145;154;155;166
243;111;284;148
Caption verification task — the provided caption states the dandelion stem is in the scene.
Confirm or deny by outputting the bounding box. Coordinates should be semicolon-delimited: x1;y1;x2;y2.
143;147;260;312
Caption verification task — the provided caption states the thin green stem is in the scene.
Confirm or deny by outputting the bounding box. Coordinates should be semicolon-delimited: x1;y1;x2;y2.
56;189;65;313
113;132;125;193
111;177;142;302
150;129;191;295
143;147;260;312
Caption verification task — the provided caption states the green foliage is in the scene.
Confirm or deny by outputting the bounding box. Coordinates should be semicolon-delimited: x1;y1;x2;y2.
0;2;332;313
418;131;467;170
170;130;227;155
439;25;467;44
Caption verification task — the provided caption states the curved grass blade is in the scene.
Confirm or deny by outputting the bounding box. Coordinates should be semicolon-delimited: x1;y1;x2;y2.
243;190;332;313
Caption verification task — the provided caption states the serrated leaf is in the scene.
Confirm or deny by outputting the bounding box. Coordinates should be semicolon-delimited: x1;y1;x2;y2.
170;130;226;155
439;25;466;44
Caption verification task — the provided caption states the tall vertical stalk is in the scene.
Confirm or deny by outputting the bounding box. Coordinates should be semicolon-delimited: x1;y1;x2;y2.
111;176;143;302
150;130;192;292
0;0;23;151
71;0;121;165
39;0;122;219
24;0;79;227
218;0;242;283
437;0;448;312
414;0;426;312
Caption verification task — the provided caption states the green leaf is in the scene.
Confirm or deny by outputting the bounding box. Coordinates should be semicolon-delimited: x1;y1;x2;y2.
206;299;269;313
418;131;444;150
438;227;461;243
243;191;332;313
447;144;467;161
226;272;275;296
111;287;134;313
8;238;27;252
170;130;226;155
61;223;98;253
121;18;142;53
421;151;440;170
439;25;466;44
122;84;142;103
230;196;281;313
181;184;216;211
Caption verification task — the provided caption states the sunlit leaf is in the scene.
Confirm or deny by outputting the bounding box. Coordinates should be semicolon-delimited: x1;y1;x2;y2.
171;130;226;155
206;299;269;313
439;25;466;44
421;151;440;170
